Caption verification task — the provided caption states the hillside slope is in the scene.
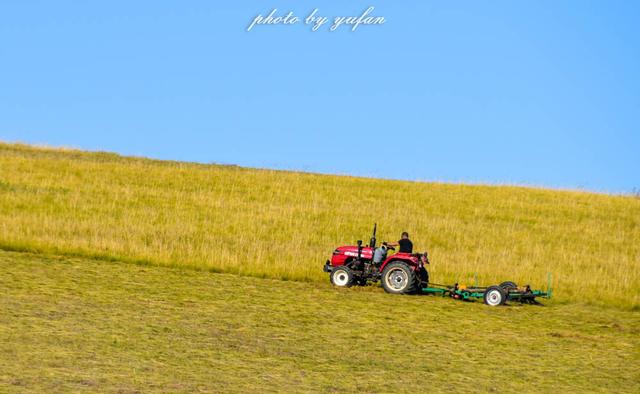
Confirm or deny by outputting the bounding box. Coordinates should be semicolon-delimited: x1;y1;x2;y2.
1;142;638;307
1;251;638;392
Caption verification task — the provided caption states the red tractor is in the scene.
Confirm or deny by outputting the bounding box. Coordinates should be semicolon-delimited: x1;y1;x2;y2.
323;224;430;294
323;225;554;306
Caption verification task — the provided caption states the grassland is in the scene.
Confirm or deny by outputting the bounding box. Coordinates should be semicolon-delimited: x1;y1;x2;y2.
1;142;638;392
1;143;638;308
1;250;638;393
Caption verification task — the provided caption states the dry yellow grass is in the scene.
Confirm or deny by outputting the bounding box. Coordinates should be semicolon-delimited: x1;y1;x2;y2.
1;142;638;307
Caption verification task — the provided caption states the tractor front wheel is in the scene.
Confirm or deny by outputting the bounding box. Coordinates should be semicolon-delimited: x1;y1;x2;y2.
330;266;353;288
381;261;418;294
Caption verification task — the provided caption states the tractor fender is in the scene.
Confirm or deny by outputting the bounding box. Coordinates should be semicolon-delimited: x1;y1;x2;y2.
379;256;420;272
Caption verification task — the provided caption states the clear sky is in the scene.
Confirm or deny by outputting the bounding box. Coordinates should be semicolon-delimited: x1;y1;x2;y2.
1;1;638;193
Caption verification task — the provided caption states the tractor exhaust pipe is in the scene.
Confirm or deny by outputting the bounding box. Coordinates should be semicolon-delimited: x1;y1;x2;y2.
369;223;377;248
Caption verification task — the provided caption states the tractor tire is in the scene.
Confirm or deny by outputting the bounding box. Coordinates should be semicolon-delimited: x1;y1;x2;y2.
484;285;507;306
330;266;354;288
381;261;418;294
418;267;429;289
499;281;518;290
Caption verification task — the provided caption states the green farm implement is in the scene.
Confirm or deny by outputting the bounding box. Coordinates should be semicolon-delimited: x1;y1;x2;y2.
422;277;553;306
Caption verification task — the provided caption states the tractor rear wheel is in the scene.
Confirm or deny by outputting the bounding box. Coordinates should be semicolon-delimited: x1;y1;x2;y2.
330;266;353;288
381;261;418;294
484;285;507;306
418;267;429;289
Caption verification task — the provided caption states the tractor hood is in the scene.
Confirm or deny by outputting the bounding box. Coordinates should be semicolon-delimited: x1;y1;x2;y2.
334;245;374;259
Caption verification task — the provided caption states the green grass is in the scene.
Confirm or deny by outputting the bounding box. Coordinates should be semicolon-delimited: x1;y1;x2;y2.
1;142;638;308
1;250;638;393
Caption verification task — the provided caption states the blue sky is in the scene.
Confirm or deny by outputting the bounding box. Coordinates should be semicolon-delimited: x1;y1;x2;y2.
1;1;638;193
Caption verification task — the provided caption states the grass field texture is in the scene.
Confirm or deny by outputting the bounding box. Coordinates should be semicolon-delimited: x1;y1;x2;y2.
0;143;639;308
1;251;638;393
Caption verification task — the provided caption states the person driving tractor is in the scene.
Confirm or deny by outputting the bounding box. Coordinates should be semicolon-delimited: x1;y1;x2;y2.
373;232;413;265
388;231;413;253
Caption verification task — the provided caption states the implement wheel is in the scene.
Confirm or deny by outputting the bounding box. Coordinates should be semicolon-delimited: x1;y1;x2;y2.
381;261;418;294
484;285;507;306
330;266;353;288
499;281;518;290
